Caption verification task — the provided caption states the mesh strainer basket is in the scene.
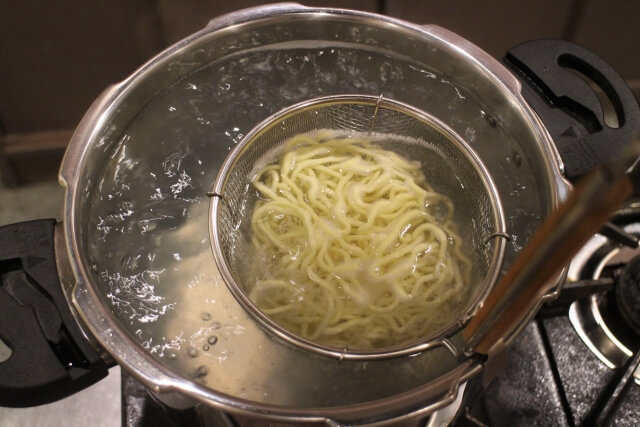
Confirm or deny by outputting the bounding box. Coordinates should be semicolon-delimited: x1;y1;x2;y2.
208;94;506;359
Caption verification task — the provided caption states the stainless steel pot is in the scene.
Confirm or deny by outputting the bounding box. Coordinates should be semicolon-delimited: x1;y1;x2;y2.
1;4;638;426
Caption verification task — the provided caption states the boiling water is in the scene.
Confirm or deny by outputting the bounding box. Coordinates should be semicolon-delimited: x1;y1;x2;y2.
85;44;542;405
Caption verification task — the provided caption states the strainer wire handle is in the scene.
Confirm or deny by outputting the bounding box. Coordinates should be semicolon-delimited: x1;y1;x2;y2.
463;137;640;356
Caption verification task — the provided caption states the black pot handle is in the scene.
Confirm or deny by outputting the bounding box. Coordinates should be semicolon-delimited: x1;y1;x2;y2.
504;39;640;181
0;220;110;407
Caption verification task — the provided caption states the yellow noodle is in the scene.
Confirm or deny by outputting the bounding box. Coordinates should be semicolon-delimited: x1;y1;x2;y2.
247;131;472;349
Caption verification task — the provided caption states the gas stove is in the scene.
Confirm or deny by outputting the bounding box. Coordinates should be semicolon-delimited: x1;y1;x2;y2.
458;199;640;427
120;201;640;427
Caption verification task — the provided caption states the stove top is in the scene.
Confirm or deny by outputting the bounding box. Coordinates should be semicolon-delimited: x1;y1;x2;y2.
458;200;640;427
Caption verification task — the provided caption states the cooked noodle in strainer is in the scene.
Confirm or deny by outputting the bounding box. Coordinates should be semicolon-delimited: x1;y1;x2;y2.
247;131;472;348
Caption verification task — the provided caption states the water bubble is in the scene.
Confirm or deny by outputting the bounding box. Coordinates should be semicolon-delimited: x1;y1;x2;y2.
481;110;497;127
201;312;211;321
512;151;522;167
194;365;208;378
188;347;198;358
207;335;218;345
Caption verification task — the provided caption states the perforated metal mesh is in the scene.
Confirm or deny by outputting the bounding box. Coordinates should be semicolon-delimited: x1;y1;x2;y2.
211;95;505;343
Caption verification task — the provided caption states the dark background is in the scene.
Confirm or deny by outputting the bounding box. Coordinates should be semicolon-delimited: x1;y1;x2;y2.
1;0;638;186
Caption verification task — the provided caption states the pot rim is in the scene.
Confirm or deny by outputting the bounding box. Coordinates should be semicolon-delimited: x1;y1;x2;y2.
58;3;570;423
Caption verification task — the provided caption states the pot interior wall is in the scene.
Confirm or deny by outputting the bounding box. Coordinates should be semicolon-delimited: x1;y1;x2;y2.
68;12;555;411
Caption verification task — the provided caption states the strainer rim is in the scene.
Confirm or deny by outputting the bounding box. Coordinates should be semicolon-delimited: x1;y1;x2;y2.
208;94;507;360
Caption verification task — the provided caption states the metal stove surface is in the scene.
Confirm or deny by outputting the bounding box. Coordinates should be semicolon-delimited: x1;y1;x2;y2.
464;315;639;426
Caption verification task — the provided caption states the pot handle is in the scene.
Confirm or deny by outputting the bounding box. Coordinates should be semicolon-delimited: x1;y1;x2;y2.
504;39;640;181
0;219;110;407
